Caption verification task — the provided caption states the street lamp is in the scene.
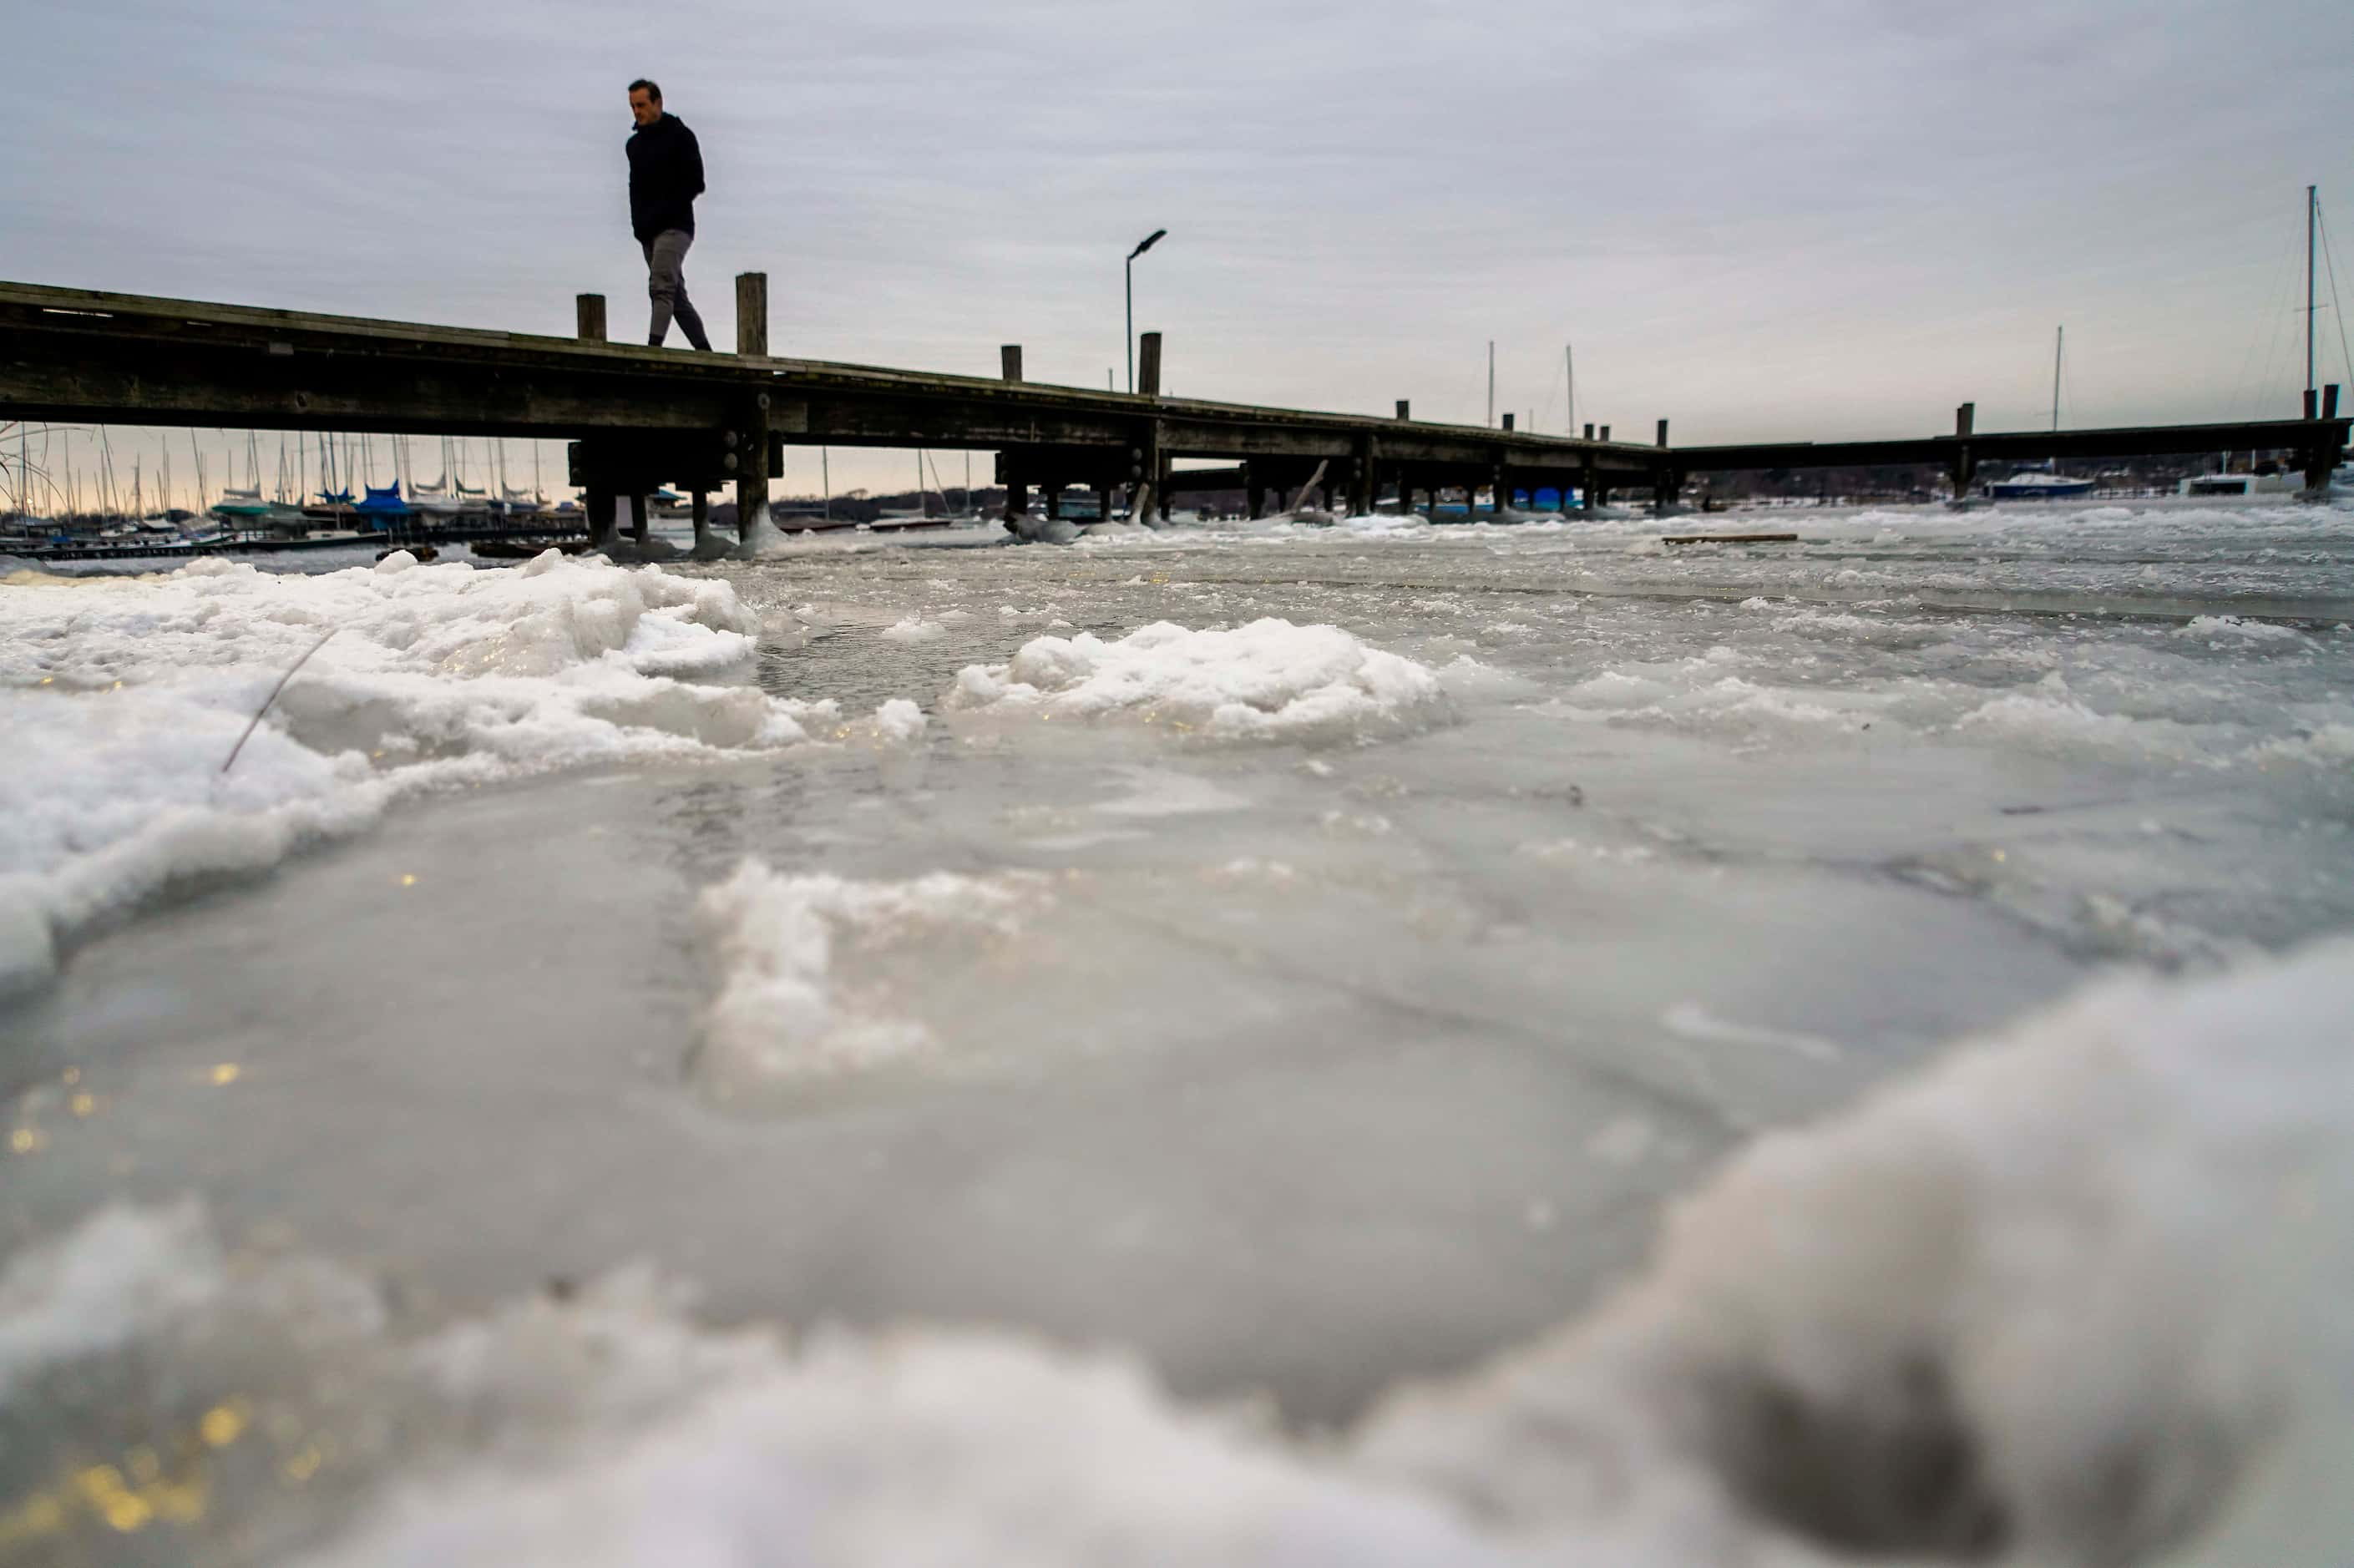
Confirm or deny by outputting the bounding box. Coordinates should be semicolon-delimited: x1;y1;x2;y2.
1126;229;1167;392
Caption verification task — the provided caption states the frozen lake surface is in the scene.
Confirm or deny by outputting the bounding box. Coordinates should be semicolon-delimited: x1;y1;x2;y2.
3;499;2351;1564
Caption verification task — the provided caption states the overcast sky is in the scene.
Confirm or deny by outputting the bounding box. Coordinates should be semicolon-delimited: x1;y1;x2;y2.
8;0;2352;499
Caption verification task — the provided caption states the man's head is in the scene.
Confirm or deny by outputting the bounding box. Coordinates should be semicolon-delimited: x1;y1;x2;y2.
627;79;662;128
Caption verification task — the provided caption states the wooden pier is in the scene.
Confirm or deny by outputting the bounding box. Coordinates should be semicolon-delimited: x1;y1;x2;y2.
3;280;2346;542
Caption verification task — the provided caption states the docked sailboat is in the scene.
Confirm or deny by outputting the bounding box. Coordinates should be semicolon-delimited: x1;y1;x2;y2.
209;434;306;529
1985;466;2097;501
1983;327;2098;502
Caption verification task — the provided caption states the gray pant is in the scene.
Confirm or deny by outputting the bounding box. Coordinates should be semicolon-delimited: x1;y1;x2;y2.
642;229;711;350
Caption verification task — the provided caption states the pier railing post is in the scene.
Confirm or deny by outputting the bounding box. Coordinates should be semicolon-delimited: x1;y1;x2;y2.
1396;400;1410;420
735;274;768;357
1001;345;1023;382
1657;418;1669;447
576;294;607;342
1137;332;1163;397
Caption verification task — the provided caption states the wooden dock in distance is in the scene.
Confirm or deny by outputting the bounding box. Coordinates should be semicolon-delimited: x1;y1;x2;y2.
0;281;1673;542
2;281;2346;541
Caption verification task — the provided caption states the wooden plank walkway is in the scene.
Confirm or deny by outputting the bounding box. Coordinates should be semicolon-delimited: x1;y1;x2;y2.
3;281;2346;543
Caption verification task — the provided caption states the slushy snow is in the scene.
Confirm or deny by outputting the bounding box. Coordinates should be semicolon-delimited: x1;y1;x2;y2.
0;551;818;994
5;941;2346;1565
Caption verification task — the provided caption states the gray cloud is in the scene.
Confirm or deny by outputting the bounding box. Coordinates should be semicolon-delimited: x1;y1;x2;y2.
8;0;2351;498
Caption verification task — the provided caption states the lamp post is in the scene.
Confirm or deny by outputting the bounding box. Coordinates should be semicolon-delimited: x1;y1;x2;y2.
1126;229;1167;392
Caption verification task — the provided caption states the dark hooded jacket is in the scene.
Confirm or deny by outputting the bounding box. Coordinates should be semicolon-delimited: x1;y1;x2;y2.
626;114;705;242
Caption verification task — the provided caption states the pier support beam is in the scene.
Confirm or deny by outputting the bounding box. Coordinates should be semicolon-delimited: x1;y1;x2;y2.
731;279;775;543
1950;402;1977;503
585;483;615;548
691;489;716;554
628;491;649;546
1000;450;1029;531
733;395;772;545
2307;385;2344;493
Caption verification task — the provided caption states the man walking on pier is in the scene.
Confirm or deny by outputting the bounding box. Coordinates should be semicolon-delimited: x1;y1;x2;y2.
625;78;712;351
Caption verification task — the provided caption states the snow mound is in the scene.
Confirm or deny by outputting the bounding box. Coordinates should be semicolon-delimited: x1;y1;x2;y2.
942;619;1450;742
692;859;1050;1097
7;941;2341;1564
0;554;809;989
871;698;927;744
1360;935;2354;1565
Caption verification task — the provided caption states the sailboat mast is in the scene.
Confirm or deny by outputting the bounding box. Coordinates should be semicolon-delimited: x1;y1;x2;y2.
1486;341;1496;428
1565;344;1575;436
2051;326;2063;434
2308;184;2319;403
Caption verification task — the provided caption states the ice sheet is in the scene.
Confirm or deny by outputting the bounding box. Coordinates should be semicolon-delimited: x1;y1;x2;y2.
4;496;2351;1564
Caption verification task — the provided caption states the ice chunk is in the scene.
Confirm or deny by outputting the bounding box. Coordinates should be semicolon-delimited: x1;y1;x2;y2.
692;860;1049;1098
942;619;1451;742
872;698;928;743
0;555;803;985
0;1199;224;1399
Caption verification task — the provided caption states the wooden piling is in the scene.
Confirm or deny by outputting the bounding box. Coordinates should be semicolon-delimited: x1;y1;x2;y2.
1001;345;1023;382
576;294;607;343
628;491;649;546
735;274;768;357
1137;332;1163;397
1396;400;1410;420
735;399;771;544
1657;418;1669;447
